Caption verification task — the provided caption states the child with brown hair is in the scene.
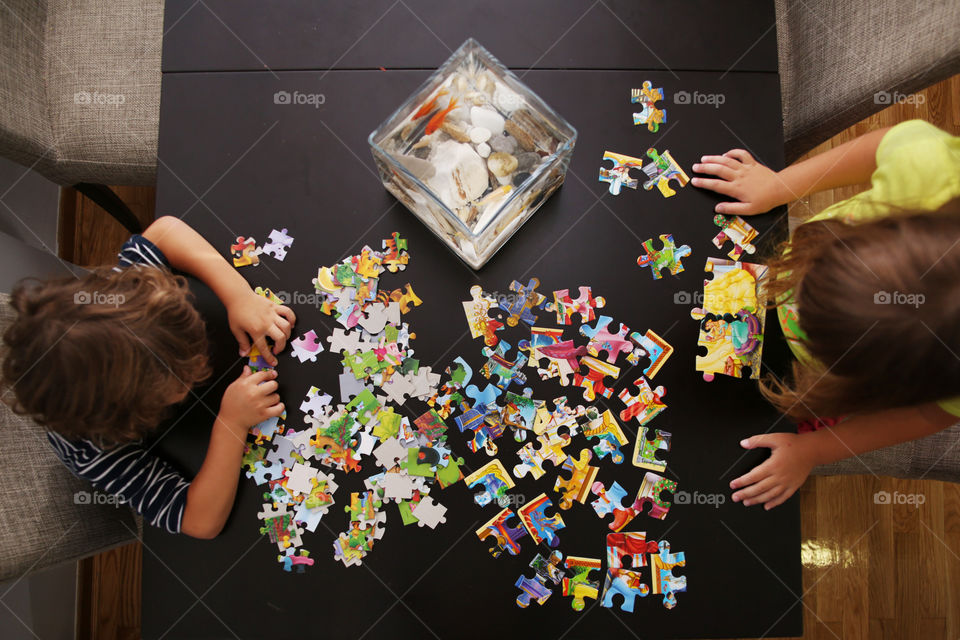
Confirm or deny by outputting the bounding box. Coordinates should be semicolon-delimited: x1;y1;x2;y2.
691;120;960;509
1;217;296;538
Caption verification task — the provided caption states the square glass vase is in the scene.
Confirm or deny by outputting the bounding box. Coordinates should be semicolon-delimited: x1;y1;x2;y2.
368;38;577;269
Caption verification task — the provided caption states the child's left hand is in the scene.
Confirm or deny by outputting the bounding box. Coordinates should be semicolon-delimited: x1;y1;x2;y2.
729;432;815;510
227;291;296;366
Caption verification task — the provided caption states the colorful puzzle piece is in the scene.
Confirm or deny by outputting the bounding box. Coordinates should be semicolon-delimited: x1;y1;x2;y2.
632;427;672;471
637;471;677;520
518;493;565;547
290;329;324;363
712;214;757;260
636;234;692;279
581;408;628;464
476;507;528;558
626;329;673;379
590;481;641;532
618;377;667;426
580;315;633;363
641;148;690;198
650;539;687;608
553;449;599;509
548;287;606;325
573;356;620;402
465;459;516;507
231;235;261;267
562;556;602;611
600;568;649;612
599;150;645;196
606;531;658;569
631;81;667;132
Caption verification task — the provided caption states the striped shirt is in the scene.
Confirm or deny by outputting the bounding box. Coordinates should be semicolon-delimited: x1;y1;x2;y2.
47;235;190;533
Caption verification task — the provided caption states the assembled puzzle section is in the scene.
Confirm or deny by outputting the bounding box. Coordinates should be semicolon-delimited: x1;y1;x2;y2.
689;257;767;381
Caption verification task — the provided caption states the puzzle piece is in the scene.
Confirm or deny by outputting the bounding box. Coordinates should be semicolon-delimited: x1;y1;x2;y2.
413;409;447;444
372;436;406;469
246;460;284;486
636;471;677;520
411;495;447;528
694;308;765;381
277;548;313;573
713;214;757;260
518;493;565;547
231;236;261;267
631;81;666;132
499;278;547;327
636;234;691;279
606;532;658;569
626;329;673;379
284;462;319;495
480;340;528;390
573;356;620;402
300;386;334;419
513;432;569;480
641;148;689;198
590;481;641;532
580;316;633;363
435;455;465;488
599;150;645;195
290;329;324;363
465;459;516;507
562;556;602;611
581;408;628;464
515;549;566;607
600;568;649;612
381;232;409;272
462;285;503;346
535;341;585;386
618;376;667;426
650;539;687;609
632;427;672;471
261;228;294;260
357;302;400;334
388;283;423;314
553;448;599;509
455;401;504;456
476;507;528;558
547;287;606;325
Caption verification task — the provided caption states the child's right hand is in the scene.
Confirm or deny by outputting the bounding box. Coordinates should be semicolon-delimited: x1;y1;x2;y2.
217;366;284;433
691;149;787;216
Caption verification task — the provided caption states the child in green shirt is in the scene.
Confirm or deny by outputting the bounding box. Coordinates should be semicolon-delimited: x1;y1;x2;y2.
691;120;960;510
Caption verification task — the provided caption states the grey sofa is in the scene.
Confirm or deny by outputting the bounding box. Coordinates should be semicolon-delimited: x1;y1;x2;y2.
0;232;137;583
776;0;960;162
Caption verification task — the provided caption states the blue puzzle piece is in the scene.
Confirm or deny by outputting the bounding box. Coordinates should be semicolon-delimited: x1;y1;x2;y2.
465;382;502;407
601;569;649;612
515;575;553;607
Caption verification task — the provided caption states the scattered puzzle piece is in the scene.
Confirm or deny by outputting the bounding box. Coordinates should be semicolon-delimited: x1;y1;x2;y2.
712;214;757;260
600;568;649;612
650;539;687;609
618;376;667;426
562;556;602;611
632;428;672;471
518;493;565;547
465;459;516;507
636;234;692;279
553;449;599;510
631;81;666;132
641;148;689;198
261;228;294;260
599;150;645;195
476;507;528;558
290;329;324;363
636;471;677;520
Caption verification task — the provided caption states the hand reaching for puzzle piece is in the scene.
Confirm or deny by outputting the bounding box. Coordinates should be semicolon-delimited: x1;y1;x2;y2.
691;149;786;216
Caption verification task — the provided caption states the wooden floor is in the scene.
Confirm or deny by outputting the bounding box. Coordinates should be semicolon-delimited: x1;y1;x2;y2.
68;76;960;639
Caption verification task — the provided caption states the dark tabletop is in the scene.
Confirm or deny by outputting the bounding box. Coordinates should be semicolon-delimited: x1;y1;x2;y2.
143;62;802;638
161;0;779;74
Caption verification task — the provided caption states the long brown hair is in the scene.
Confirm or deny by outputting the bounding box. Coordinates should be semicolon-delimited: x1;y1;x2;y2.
760;200;960;420
1;266;211;445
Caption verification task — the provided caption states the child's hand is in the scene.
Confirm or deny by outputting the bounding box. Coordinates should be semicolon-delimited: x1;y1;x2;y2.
729;432;814;510
227;291;296;366
218;366;284;433
691;149;787;216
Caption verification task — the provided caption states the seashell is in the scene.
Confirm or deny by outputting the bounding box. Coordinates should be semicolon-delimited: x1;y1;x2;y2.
487;151;518;185
476;142;491;158
469;126;491;144
426;140;488;209
441;120;471;142
470;106;505;136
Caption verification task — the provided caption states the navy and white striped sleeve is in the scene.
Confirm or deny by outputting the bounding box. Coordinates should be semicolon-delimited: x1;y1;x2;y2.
47;432;190;534
114;234;170;271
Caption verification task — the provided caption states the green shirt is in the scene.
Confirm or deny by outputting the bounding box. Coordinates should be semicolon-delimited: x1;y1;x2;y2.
777;120;960;416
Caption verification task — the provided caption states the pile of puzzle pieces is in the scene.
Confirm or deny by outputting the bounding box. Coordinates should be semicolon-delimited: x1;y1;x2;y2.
443;278;685;610
240;233;465;571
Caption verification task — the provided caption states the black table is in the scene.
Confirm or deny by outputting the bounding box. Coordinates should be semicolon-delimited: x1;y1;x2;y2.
145;5;801;639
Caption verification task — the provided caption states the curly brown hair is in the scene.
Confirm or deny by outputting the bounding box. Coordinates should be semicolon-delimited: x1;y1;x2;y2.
760;199;960;420
1;266;211;445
